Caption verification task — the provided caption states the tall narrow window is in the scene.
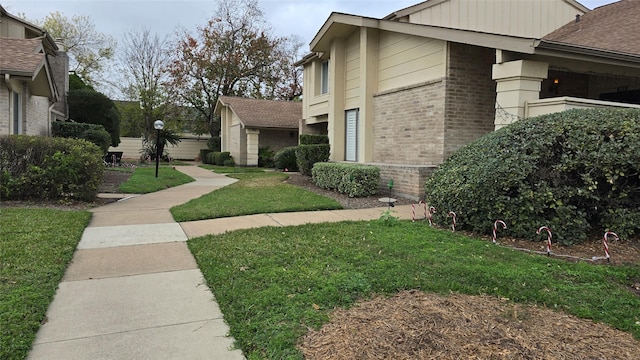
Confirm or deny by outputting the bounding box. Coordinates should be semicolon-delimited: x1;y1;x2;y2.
345;109;359;162
12;91;21;134
320;60;329;94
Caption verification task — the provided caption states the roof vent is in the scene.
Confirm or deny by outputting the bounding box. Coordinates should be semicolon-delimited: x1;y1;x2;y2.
575;14;581;23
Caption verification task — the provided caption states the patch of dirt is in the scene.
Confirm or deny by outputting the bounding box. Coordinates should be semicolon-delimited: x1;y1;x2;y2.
299;290;640;360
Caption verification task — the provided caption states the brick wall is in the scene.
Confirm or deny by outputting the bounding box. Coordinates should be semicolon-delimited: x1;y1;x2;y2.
375;163;438;201
443;43;496;158
373;79;446;165
258;128;298;152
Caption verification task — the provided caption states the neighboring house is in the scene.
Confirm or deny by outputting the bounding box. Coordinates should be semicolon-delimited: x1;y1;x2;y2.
297;0;640;198
215;96;301;166
0;5;68;136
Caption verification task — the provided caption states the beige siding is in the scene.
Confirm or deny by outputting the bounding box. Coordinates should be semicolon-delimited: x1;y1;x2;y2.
408;0;586;38
377;32;446;92
344;33;361;110
110;137;210;160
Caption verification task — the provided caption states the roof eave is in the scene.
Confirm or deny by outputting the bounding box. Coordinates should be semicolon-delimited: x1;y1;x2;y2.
311;13;538;55
535;40;640;67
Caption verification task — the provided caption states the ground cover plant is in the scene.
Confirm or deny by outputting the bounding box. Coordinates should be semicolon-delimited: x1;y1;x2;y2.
425;108;640;245
170;172;342;222
188;220;640;359
118;166;194;193
0;208;91;360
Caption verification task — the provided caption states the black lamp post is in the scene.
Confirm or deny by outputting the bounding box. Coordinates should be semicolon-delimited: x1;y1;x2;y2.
154;119;164;178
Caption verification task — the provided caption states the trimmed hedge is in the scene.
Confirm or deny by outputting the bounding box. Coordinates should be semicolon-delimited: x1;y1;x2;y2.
296;144;329;176
204;151;234;166
312;162;380;197
0;135;104;201
300;134;329;145
424;108;640;245
52;121;112;153
274;146;298;171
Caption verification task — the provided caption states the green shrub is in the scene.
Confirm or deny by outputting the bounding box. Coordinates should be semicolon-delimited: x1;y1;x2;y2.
207;136;221;151
68;88;120;147
424;108;640;245
223;157;235;167
274;146;298;171
258;146;275;168
200;149;214;163
296;144;330;176
312;162;379;197
299;134;329;145
206;151;219;165
217;152;232;166
52;121;111;153
0;135;104;201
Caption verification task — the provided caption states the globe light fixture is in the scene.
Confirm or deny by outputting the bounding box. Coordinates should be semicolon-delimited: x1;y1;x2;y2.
154;120;164;178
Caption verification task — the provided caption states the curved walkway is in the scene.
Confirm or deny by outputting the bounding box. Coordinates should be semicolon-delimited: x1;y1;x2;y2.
28;165;415;359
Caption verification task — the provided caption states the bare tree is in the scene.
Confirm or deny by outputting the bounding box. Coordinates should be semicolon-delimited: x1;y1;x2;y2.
119;28;171;134
41;11;116;85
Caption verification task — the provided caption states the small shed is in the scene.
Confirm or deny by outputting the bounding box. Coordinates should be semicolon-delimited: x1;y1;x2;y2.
215;96;301;166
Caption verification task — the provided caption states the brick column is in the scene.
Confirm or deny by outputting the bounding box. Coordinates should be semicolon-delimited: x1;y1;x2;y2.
492;60;548;129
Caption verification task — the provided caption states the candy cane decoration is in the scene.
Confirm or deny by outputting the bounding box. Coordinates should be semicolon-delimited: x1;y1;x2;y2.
447;211;457;231
603;231;618;262
536;226;552;256
411;201;427;222
427;206;436;226
492;220;507;244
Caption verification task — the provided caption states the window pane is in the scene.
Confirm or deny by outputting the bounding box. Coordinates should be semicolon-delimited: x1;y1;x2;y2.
345;109;358;162
321;60;329;94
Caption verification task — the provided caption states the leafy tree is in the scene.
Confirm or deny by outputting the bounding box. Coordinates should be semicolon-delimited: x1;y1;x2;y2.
69;73;95;91
40;11;116;86
165;0;302;137
68;89;121;147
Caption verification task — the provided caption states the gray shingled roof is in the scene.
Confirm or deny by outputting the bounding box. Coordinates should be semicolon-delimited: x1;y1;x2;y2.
0;38;46;76
543;0;640;56
217;96;301;129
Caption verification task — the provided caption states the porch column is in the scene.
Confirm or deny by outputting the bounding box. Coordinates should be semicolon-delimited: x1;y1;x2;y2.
246;129;260;166
492;60;548;129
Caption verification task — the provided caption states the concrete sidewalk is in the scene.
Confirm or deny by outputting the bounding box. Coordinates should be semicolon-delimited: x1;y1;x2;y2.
28;165;417;360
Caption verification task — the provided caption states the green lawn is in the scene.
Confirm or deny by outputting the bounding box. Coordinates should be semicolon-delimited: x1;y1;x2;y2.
170;172;342;222
189;220;640;359
119;166;195;193
199;164;265;173
0;208;91;360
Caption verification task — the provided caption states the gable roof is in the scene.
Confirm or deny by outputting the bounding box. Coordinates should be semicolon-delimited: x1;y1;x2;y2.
0;38;47;76
0;37;57;98
0;5;58;53
543;0;640;56
215;96;301;129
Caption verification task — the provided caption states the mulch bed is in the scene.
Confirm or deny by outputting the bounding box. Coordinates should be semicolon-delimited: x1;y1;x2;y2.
299;290;640;360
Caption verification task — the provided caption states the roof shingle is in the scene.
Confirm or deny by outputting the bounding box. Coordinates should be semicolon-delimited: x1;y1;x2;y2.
218;96;301;129
543;0;640;56
0;38;46;76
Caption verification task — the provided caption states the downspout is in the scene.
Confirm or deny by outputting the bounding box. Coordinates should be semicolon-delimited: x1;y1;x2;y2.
48;102;55;136
4;74;15;92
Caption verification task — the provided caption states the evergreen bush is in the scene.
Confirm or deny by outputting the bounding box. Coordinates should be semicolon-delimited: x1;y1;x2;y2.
296;144;329;176
0;135;104;201
274;146;298;171
52;121;111;153
312;162;379;197
300;134;329;145
424;108;640;244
